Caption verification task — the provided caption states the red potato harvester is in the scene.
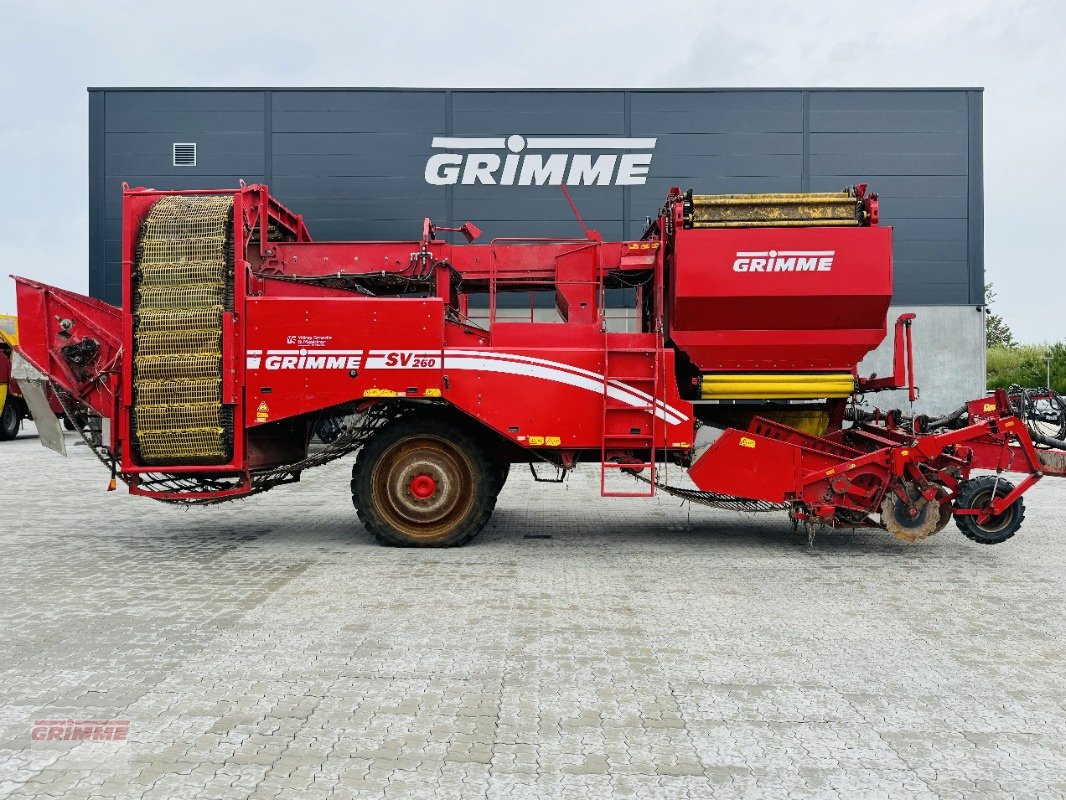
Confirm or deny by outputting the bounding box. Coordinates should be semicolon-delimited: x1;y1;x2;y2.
11;182;1065;546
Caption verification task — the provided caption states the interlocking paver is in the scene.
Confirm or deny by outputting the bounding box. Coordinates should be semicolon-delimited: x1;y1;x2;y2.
1;424;1064;799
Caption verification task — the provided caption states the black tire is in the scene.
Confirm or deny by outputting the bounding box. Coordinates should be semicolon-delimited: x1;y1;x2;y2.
62;415;77;431
351;416;495;547
0;399;20;440
492;461;511;496
954;476;1025;545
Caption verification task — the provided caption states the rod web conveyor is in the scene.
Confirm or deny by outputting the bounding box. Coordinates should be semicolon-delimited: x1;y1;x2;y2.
132;195;233;465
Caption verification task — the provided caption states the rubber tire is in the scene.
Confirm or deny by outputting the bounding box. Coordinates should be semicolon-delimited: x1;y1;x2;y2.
316;415;343;444
62;415;77;431
954;476;1025;545
492;461;511;496
0;400;20;440
351;417;495;547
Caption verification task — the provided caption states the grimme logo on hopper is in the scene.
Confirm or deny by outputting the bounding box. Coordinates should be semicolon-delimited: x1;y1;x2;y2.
732;250;835;273
425;135;656;186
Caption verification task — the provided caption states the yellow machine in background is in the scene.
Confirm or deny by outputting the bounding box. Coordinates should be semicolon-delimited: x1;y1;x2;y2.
1;314;67;440
1;315;21;438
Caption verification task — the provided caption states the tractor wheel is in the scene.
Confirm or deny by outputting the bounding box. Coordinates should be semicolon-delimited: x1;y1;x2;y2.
492;461;511;496
351;417;494;547
0;400;20;440
954;476;1025;545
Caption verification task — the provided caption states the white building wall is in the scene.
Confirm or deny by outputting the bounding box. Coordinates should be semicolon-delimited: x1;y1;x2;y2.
857;305;985;415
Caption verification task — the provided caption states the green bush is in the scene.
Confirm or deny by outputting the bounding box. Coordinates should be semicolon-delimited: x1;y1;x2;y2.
987;342;1066;393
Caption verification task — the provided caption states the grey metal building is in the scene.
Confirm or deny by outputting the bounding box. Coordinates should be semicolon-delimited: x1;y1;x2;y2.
88;87;985;411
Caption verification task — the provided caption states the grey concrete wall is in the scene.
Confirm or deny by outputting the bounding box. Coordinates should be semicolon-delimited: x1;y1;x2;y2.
857;304;986;414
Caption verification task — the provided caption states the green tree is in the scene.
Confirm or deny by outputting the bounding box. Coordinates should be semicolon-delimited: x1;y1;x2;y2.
985;283;1017;349
987;342;1065;393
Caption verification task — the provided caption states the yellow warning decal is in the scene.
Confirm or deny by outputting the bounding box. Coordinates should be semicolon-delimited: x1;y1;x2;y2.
1004;420;1015;427
983;403;996;412
739;436;756;449
826;468;835;475
529;435;545;446
363;388;398;397
900;449;909;457
256;401;269;422
672;441;691;448
424;388;442;397
545;436;561;446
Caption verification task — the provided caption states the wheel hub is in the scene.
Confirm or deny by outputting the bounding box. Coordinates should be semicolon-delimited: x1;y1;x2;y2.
409;473;437;500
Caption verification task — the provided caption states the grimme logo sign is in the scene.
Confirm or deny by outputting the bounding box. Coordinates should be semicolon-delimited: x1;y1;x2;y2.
733;250;835;272
425;135;656;186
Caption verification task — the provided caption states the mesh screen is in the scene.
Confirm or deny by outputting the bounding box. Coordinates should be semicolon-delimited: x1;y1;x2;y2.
132;194;234;465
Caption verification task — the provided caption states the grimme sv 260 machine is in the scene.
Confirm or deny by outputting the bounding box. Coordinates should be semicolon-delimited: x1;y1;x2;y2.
11;183;1066;546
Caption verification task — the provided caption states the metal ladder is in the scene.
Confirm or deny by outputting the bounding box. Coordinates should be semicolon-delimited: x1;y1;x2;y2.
599;334;664;497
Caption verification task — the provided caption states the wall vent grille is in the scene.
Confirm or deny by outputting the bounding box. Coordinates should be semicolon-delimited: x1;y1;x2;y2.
172;143;196;167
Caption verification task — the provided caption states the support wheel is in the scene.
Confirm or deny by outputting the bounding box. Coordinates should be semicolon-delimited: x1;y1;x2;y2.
880;487;942;542
954;476;1025;545
315;414;344;443
0;400;20;440
351;417;494;547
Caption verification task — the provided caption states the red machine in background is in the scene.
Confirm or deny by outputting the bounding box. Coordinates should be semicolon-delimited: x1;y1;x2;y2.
11;183;1065;546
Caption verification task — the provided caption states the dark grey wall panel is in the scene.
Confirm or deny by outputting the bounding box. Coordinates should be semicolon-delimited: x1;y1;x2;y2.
273;132;434;155
809;89;976;307
451;92;622;113
105;91;265;112
89;87;982;308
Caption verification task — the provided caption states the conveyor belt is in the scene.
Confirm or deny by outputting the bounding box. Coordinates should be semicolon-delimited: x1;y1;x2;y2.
131;195;233;465
685;189;865;228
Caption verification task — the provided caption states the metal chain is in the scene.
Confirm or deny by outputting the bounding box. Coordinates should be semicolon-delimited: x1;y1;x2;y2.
51;391;402;506
626;466;790;512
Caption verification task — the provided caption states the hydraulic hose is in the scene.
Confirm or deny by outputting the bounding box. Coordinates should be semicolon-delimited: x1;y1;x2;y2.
1007;385;1066;449
1032;430;1066;450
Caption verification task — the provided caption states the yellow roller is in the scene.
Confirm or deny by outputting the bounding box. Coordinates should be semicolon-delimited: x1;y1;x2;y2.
687;191;863;228
700;372;856;400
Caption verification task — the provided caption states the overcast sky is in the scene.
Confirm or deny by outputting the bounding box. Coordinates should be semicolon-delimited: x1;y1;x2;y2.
1;0;1062;342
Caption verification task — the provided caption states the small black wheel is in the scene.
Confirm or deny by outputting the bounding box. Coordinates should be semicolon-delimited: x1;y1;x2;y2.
315;414;344;443
351;416;494;547
954;476;1025;545
62;415;77;431
0;400;20;440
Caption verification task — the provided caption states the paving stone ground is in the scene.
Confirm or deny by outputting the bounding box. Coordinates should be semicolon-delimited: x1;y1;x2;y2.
1;425;1064;799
